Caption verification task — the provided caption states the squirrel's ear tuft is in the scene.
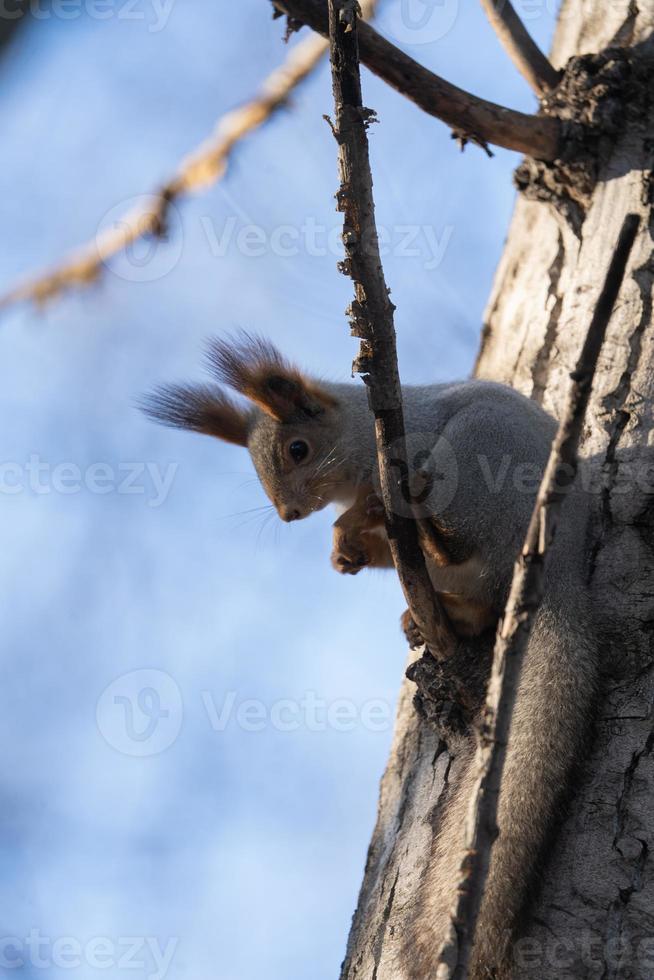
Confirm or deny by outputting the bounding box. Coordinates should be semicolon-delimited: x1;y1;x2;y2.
139;383;249;447
206;333;337;422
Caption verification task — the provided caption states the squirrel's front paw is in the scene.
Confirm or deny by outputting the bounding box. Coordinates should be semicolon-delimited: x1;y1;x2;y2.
331;530;371;575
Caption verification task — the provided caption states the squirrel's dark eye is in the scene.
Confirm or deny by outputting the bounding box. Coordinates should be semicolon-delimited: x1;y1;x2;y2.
288;440;309;464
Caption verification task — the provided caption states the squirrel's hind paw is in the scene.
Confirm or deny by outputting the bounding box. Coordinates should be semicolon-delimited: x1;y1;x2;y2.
400;608;425;649
331;533;370;575
332;552;370;575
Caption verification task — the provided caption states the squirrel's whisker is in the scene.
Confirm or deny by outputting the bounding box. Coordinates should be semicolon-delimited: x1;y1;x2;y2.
217;504;274;521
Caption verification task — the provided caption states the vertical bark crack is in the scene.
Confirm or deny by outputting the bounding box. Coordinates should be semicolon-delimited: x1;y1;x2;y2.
531;232;566;404
372;869;400;980
601;728;654;980
590;243;653;574
614;727;654;844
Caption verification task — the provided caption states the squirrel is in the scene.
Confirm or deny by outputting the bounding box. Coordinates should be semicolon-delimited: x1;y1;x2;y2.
143;334;599;980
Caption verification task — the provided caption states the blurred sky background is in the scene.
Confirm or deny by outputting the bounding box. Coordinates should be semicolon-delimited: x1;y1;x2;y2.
0;2;558;978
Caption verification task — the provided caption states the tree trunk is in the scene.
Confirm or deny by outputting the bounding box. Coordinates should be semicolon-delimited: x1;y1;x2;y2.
341;3;654;978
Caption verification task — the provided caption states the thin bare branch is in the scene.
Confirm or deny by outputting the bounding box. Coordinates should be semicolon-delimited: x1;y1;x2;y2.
327;0;455;658
438;212;641;979
479;0;561;96
275;0;562;159
0;0;378;314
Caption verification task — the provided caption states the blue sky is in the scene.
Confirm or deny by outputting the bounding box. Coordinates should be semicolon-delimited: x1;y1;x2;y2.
0;2;557;978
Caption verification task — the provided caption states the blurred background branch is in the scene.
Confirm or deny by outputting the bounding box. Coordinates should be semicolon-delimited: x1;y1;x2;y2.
0;2;32;55
0;0;378;314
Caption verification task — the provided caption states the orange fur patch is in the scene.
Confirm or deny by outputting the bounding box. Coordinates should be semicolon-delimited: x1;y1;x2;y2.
207;333;337;421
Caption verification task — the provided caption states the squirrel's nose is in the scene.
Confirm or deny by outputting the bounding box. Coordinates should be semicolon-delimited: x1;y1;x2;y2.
281;508;301;522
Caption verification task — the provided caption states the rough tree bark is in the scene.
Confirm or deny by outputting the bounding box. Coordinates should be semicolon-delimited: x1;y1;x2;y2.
341;3;654;978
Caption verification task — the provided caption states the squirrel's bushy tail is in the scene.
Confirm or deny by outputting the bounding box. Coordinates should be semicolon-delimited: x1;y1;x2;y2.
407;589;599;980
